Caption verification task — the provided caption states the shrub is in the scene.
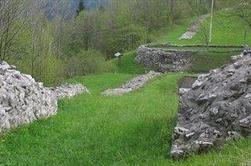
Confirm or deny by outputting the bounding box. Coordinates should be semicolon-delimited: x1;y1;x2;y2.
64;49;115;78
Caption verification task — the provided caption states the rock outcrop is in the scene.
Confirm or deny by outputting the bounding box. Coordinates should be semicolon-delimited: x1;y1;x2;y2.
135;45;192;72
102;71;161;96
0;61;89;134
171;52;251;159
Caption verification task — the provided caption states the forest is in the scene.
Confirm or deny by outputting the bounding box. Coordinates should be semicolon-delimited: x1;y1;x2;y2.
0;0;242;85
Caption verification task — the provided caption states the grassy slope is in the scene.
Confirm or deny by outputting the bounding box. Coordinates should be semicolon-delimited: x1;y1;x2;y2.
159;10;251;46
0;9;251;166
0;73;178;165
0;72;250;166
157;9;251;73
113;51;146;74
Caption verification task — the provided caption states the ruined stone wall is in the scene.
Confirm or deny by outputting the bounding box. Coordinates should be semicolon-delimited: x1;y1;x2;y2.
135;44;244;73
0;61;89;134
135;45;193;72
0;61;57;133
171;53;251;159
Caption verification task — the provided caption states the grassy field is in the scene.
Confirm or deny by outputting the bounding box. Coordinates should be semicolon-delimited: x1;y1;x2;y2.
0;72;250;166
0;8;250;166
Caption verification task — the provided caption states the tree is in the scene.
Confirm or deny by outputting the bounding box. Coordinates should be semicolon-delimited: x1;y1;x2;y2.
236;0;251;27
76;0;85;17
0;0;24;60
169;0;175;23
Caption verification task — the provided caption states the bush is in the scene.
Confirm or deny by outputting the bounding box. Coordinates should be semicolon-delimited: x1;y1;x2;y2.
40;52;65;86
64;49;115;78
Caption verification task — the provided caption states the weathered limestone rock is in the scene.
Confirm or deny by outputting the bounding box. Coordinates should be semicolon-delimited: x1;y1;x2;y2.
102;71;161;96
0;61;90;134
0;61;57;134
171;52;251;159
53;84;90;99
135;45;192;72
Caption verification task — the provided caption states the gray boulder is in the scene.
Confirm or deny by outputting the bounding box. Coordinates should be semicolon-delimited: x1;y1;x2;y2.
171;53;251;159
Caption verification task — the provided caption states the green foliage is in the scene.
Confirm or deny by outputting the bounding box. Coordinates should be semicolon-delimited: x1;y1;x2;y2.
235;0;251;27
0;1;251;165
40;50;65;86
65;49;115;78
68;0;219;59
4;0;243;86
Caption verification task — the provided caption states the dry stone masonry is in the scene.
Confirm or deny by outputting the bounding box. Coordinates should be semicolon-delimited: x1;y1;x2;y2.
0;61;57;133
53;84;90;99
171;52;251;159
135;45;192;72
0;61;89;134
102;71;161;96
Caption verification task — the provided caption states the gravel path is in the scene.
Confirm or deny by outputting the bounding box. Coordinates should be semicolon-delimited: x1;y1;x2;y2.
179;14;210;40
102;71;161;96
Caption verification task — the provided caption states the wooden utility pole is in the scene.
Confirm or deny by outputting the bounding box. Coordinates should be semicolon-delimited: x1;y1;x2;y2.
209;0;214;43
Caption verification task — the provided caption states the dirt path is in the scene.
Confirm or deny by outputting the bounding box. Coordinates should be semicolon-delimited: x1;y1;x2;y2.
101;71;161;96
179;14;210;40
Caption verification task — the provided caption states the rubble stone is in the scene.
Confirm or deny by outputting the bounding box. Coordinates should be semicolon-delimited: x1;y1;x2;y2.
0;61;89;134
135;45;192;72
102;71;161;96
171;53;251;159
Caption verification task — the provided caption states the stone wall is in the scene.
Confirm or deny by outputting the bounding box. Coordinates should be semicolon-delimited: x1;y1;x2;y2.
53;84;90;99
0;61;89;134
101;71;161;96
135;45;193;72
0;61;57;133
171;52;251;159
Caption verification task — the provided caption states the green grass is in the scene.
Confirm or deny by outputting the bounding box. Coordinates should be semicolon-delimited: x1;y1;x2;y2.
0;73;250;166
113;51;146;74
154;9;250;73
189;52;237;73
156;17;198;44
0;8;250;166
160;9;251;46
